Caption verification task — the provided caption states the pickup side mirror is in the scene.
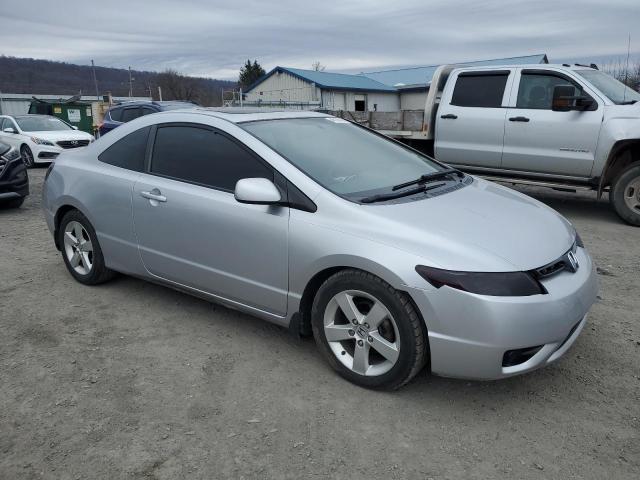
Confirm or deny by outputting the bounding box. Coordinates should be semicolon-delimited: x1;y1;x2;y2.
3;127;17;134
234;178;282;205
552;85;595;112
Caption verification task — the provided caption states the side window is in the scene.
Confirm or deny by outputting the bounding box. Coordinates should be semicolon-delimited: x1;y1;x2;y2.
150;125;273;191
98;126;150;171
517;73;581;110
140;107;156;116
121;108;140;123
0;119;6;130
108;108;123;122
451;72;509;108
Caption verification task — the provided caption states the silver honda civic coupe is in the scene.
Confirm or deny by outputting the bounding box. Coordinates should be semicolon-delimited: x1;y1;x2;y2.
42;109;598;389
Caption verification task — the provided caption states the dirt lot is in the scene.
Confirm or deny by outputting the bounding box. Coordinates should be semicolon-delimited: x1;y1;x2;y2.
1;168;639;480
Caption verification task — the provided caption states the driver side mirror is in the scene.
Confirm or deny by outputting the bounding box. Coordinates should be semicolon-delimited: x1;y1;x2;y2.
3;127;16;134
234;178;282;205
552;85;595;112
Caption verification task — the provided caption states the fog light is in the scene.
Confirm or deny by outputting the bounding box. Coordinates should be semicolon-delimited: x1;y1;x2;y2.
502;345;543;367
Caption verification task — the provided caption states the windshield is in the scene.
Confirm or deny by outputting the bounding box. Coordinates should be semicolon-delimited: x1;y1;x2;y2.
575;70;640;104
241;117;444;197
15;116;73;132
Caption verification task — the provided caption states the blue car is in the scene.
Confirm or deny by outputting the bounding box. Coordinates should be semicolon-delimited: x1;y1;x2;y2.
99;101;197;136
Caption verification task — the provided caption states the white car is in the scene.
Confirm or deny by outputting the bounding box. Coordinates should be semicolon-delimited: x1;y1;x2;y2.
0;115;94;167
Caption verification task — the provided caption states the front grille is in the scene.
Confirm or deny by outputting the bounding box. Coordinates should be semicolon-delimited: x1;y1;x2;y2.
57;139;90;149
531;243;579;279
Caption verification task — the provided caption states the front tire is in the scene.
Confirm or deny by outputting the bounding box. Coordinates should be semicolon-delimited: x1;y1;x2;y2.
610;163;640;226
57;210;116;285
311;269;428;390
21;145;34;168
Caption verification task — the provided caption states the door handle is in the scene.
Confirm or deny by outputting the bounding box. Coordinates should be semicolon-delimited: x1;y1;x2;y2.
140;190;167;202
509;116;530;122
440;114;458;119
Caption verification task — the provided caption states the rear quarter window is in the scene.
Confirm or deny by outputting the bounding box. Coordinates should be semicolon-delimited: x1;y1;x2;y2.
451;72;509;108
108;108;123;122
98;126;150;171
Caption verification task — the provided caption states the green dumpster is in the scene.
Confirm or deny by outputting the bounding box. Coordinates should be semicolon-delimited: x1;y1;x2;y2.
28;96;94;134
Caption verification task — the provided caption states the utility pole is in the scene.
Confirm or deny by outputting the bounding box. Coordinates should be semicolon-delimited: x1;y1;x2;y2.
91;60;100;100
158;86;163;101
128;66;133;98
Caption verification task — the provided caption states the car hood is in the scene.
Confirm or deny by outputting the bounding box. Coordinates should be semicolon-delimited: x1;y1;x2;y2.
344;178;575;272
25;130;93;141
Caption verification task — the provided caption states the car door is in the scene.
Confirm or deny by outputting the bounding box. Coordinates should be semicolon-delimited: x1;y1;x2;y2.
501;69;603;177
435;69;514;168
132;123;289;316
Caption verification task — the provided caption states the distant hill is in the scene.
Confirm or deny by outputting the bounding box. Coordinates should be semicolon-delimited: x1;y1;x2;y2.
0;56;236;106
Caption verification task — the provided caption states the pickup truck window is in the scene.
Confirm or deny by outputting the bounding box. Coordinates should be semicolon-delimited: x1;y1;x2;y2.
450;72;509;108
517;73;580;110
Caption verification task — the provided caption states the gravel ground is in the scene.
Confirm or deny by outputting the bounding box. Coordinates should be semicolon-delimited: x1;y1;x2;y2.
1;168;639;480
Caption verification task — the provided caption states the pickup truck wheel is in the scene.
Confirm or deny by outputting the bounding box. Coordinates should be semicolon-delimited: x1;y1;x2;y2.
610;163;640;226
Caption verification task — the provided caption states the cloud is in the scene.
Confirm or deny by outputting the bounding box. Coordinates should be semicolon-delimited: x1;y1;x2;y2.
0;0;637;79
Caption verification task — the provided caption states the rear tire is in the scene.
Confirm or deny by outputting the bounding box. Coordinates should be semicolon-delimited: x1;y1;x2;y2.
20;145;34;168
3;197;24;208
311;269;428;390
610;163;640;226
57;209;116;285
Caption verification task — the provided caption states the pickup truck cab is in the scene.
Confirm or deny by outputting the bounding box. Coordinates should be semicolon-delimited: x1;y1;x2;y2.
424;64;640;225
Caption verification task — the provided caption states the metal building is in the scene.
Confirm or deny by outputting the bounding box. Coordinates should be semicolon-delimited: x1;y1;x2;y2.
244;54;548;112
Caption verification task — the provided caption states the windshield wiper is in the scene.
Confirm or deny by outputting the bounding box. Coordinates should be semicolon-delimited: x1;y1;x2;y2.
361;182;446;204
619;100;637;105
391;168;464;191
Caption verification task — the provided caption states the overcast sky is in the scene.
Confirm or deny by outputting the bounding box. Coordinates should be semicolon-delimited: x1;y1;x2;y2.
0;0;638;79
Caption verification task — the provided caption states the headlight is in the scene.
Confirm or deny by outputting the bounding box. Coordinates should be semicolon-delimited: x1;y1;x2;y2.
1;148;21;162
415;265;545;296
30;137;55;146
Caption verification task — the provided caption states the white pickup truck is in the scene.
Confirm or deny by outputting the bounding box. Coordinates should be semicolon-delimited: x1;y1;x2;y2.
414;63;640;225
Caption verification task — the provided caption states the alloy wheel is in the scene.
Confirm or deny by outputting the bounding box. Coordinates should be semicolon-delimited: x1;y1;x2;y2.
21;147;34;167
323;290;400;376
623;176;640;212
63;221;93;275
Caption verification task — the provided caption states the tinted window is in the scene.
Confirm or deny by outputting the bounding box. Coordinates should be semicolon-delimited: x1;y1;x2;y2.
98;126;150;171
151;125;272;191
109;108;123;122
517;74;581;110
141;106;156;116
121;108;140;123
451;73;509;107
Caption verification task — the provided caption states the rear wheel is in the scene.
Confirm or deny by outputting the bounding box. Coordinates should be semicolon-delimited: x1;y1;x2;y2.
20;145;34;168
311;269;428;390
610;163;640;226
57;210;116;285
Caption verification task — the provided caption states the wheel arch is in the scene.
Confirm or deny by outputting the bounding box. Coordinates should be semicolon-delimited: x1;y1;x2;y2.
598;139;640;198
53;204;86;250
295;263;425;339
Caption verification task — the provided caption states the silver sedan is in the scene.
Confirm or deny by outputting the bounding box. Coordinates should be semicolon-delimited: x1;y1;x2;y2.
42;109;598;389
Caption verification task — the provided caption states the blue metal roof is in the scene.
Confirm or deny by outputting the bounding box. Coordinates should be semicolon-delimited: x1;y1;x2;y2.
246;54;548;93
246;66;397;93
361;54;548;88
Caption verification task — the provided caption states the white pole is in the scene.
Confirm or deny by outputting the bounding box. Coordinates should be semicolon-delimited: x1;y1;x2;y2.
240;88;243;107
158;86;163;101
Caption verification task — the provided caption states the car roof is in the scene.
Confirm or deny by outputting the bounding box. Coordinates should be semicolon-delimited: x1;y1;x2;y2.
108;100;197;109
158;107;331;123
452;63;599;73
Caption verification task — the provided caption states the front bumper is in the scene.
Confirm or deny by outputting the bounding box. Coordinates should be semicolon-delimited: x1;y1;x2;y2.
0;160;29;199
32;144;63;163
408;247;598;380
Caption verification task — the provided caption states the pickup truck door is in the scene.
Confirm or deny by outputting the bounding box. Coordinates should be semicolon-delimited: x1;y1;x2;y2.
435;69;514;168
501;68;603;177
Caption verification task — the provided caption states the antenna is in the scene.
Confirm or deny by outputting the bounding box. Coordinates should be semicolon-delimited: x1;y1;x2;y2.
623;33;631;102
